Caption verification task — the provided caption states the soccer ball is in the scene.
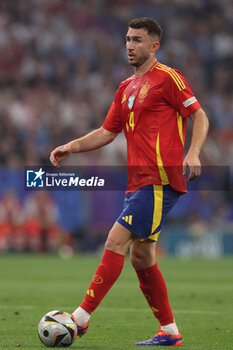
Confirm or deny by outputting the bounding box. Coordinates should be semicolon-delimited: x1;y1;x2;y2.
38;310;77;347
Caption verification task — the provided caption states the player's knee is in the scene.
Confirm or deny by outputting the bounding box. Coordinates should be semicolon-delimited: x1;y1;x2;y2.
130;249;155;270
130;251;145;269
104;223;133;254
105;233;122;252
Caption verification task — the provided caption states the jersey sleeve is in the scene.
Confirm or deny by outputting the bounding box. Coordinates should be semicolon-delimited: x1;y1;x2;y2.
162;69;201;118
102;88;123;134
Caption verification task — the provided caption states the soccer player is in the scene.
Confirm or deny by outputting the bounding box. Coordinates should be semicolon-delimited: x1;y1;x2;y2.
50;17;209;346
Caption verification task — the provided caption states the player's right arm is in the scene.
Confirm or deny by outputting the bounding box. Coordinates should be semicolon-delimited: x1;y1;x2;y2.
50;84;124;167
50;127;117;167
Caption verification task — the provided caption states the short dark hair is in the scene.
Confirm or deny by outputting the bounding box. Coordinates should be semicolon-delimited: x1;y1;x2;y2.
128;17;162;42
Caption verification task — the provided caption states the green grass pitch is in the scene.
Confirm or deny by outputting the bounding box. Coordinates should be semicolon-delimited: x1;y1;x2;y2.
0;254;233;349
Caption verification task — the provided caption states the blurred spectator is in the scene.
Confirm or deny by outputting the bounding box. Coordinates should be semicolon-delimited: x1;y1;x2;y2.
24;191;61;252
0;0;231;167
0;189;71;253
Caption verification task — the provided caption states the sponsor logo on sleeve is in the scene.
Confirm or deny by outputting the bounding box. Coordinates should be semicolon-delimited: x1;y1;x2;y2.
183;96;197;107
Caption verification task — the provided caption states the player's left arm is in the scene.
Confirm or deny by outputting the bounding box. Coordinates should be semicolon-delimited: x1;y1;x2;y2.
183;108;209;181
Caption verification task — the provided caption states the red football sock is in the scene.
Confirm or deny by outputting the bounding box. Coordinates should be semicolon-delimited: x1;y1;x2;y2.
80;249;125;314
136;263;174;326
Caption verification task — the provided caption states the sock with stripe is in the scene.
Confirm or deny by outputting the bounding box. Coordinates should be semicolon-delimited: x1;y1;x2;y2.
79;249;125;315
136;262;178;333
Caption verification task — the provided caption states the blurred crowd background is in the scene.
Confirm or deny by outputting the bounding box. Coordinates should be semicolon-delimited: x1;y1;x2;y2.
0;0;232;255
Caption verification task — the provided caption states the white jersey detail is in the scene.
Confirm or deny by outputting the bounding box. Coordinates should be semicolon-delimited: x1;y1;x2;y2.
183;96;197;107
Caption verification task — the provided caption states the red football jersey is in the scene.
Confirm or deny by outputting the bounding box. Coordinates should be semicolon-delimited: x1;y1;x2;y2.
102;61;201;193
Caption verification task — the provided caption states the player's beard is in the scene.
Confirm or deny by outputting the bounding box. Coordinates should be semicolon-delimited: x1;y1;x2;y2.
130;54;150;68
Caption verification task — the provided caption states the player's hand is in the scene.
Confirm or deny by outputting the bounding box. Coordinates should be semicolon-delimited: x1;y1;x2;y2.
50;144;72;167
183;152;201;181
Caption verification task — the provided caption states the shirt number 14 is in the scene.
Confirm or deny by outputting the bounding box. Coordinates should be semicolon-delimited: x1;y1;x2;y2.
126;112;135;132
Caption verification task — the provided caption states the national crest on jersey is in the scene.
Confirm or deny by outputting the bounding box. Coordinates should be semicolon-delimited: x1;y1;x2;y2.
138;82;150;103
